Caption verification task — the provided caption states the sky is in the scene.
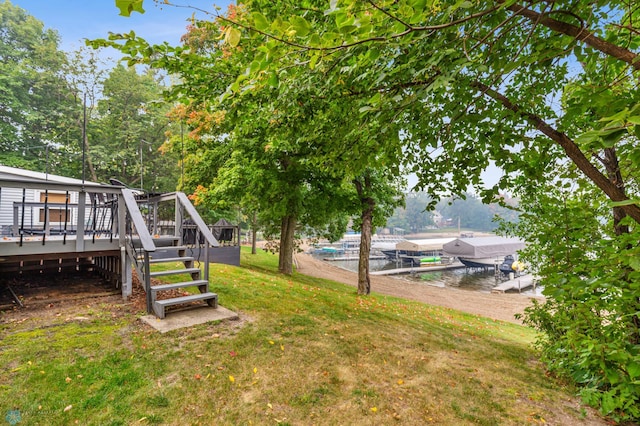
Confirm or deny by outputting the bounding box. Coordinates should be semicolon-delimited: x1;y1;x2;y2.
10;0;232;52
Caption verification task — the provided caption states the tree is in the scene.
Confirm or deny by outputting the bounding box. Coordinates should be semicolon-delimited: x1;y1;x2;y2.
111;2;639;416
92;65;177;191
436;193;518;232
0;1;78;173
386;191;436;234
185;0;640;417
96;4;405;286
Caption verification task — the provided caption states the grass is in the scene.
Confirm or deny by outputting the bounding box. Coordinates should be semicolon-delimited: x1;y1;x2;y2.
0;247;597;425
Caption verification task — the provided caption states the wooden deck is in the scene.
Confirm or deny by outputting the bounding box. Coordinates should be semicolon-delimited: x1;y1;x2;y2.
1;170;240;318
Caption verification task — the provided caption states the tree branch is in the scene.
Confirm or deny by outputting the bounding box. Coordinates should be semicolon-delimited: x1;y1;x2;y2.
472;80;640;224
503;1;640;70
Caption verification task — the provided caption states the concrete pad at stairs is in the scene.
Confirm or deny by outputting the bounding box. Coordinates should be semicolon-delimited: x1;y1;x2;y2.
140;305;239;333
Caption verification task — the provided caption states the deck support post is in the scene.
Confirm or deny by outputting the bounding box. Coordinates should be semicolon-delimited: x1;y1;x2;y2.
117;193;132;299
121;247;132;299
75;191;86;252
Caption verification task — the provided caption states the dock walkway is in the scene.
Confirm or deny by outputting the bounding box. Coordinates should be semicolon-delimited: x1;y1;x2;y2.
491;274;537;293
371;262;465;276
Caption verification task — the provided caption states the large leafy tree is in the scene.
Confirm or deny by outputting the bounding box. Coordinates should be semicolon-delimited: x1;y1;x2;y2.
114;1;639;416
0;1;79;173
98;4;405;286
92;65;177;191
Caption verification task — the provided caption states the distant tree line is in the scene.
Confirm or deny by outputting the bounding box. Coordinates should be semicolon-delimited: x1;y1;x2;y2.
0;1;179;194
385;191;519;234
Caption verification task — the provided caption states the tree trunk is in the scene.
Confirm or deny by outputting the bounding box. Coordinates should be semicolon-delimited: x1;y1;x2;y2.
251;211;257;255
358;200;374;295
354;176;375;295
278;214;296;275
602;148;629;236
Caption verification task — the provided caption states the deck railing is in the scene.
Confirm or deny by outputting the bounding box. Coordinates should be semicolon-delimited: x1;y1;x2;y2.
0;178;123;251
11;193;118;246
135;192;219;281
120;188;156;313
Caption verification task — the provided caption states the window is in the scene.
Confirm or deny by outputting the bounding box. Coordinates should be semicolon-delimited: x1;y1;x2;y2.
39;192;71;223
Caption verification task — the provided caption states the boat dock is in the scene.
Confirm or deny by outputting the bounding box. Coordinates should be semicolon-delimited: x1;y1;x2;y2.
491;274;537;293
371;262;465;276
322;255;388;261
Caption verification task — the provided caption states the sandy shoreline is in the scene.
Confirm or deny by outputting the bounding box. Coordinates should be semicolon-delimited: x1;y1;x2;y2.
294;252;541;325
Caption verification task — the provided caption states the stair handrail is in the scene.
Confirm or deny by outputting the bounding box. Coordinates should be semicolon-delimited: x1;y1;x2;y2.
121;188;156;313
176;192;219;248
175;192;219;283
121;189;156;252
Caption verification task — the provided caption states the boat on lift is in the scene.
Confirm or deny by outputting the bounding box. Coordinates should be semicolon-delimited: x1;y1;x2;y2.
443;236;525;269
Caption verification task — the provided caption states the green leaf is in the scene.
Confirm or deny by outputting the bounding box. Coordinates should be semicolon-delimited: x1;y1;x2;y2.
600;127;627;146
252;12;269;31
629;363;640;379
115;0;145;17
598;108;628;123
609;199;639;207
267;71;279;88
226;27;241;48
290;16;311;37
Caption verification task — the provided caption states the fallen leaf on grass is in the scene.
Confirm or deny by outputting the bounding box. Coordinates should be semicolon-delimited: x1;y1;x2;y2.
229;375;235;383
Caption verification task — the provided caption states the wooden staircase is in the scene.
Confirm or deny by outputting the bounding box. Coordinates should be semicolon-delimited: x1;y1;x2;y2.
146;245;217;319
122;190;220;319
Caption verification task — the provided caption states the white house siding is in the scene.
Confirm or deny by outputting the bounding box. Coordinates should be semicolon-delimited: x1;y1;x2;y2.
0;186;35;235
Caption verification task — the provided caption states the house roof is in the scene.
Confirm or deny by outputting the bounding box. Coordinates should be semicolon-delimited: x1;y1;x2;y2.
0;165;115;189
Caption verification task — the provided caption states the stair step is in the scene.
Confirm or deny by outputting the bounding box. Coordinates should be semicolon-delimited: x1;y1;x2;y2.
153;292;218;319
148;257;195;264
150;280;209;293
149;267;200;278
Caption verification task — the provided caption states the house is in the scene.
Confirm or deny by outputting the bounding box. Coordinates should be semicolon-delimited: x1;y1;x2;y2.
0;166;238;319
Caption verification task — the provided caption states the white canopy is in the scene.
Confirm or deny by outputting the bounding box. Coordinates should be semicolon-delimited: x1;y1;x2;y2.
443;237;525;258
396;238;456;252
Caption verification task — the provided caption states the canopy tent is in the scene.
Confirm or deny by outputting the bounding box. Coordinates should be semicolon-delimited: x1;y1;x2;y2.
395;238;456;252
443;237;525;258
212;218;235;242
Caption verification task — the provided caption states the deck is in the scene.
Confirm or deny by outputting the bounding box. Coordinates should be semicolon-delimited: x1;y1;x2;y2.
1;168;241;318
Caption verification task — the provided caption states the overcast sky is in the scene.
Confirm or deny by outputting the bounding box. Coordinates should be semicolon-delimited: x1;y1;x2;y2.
10;0;232;52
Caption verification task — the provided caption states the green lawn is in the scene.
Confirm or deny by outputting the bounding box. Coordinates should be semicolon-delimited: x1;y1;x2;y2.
0;247;600;425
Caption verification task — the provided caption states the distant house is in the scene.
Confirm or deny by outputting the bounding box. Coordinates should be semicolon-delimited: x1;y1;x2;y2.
431;210;444;227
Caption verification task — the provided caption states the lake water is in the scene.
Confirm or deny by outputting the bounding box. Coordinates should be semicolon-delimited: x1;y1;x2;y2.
313;255;543;296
